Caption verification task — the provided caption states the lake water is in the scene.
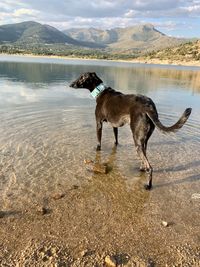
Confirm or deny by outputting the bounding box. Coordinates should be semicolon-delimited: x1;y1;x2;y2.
0;55;200;222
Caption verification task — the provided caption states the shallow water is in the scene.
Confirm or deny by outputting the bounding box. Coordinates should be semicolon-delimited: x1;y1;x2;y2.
0;55;200;265
0;56;200;215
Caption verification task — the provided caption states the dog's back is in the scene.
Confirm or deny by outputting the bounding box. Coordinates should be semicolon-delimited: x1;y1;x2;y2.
95;89;156;128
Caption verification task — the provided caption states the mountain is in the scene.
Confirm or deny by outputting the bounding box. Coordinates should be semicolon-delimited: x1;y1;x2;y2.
63;27;118;45
0;21;104;48
63;24;188;53
0;21;191;56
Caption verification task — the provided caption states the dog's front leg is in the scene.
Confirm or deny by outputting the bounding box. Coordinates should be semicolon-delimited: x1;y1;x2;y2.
113;127;118;145
96;121;103;151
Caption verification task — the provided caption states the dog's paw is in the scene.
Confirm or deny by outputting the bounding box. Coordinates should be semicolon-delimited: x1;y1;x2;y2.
96;145;101;151
144;184;152;190
139;167;146;172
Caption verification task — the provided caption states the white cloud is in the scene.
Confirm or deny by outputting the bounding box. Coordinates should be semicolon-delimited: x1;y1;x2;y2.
184;4;200;13
124;9;139;18
13;8;39;17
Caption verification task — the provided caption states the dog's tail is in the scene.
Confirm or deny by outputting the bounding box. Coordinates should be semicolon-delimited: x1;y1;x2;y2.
146;107;192;133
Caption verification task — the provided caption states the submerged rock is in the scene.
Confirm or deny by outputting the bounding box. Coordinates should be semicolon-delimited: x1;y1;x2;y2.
161;221;169;227
84;159;108;174
37;206;49;215
52;193;65;200
105;255;117;267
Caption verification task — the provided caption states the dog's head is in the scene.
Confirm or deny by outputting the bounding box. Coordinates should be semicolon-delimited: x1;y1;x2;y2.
70;72;103;91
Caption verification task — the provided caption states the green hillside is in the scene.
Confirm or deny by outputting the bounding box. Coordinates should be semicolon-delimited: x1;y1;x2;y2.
0;21;40;42
142;40;200;63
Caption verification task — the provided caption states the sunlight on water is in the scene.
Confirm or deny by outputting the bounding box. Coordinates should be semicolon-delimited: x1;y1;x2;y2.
0;55;200;212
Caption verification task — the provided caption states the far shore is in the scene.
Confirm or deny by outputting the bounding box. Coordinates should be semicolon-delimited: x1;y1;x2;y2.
1;52;200;68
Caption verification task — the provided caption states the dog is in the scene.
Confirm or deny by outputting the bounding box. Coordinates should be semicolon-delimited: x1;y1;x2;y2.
70;72;192;190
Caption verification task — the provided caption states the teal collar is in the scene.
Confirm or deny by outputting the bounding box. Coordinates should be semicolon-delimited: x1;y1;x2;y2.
90;83;107;99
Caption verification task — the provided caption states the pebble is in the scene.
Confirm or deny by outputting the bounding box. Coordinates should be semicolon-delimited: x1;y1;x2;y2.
191;193;200;199
105;255;117;267
161;221;169;227
37;206;48;215
80;249;88;257
72;185;79;190
52;193;65;200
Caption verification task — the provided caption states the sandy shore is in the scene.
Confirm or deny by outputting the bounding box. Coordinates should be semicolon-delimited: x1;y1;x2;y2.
1;52;200;67
131;58;200;67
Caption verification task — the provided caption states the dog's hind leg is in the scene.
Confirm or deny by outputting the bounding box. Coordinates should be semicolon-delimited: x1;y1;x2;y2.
135;142;153;190
96;121;103;151
131;116;154;190
140;121;155;172
113;127;118;145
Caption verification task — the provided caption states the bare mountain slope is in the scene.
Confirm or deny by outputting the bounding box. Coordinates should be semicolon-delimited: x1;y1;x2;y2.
63;24;188;53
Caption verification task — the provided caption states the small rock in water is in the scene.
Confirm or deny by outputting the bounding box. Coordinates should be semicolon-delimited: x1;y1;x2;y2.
84;159;94;164
191;193;200;199
37;206;48;215
52;193;65;200
105;255;117;267
80;249;88;257
161;221;169;227
84;159;108;174
72;185;79;190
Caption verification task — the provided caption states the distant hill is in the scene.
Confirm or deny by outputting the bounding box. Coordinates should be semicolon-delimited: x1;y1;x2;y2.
63;24;189;53
63;27;118;45
0;21;194;59
0;21;104;48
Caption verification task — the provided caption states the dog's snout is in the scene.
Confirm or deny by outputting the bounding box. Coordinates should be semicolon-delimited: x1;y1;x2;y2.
69;81;77;88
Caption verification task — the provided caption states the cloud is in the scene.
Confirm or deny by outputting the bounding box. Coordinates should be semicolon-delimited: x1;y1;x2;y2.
13;8;39;17
0;0;200;37
182;4;200;15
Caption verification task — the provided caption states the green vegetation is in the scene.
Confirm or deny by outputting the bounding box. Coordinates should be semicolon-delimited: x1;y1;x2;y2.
144;40;200;62
0;43;137;60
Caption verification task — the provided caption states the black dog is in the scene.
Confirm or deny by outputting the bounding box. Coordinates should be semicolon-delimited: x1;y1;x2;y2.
70;72;192;190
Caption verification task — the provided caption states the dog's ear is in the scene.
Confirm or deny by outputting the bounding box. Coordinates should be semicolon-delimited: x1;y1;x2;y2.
90;72;103;84
91;72;100;80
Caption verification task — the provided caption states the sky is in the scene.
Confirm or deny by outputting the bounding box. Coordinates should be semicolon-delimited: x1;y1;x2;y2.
0;0;200;38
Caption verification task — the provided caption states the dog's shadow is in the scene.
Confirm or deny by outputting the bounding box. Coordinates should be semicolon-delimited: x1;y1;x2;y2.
154;173;200;189
156;159;200;173
154;159;200;188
